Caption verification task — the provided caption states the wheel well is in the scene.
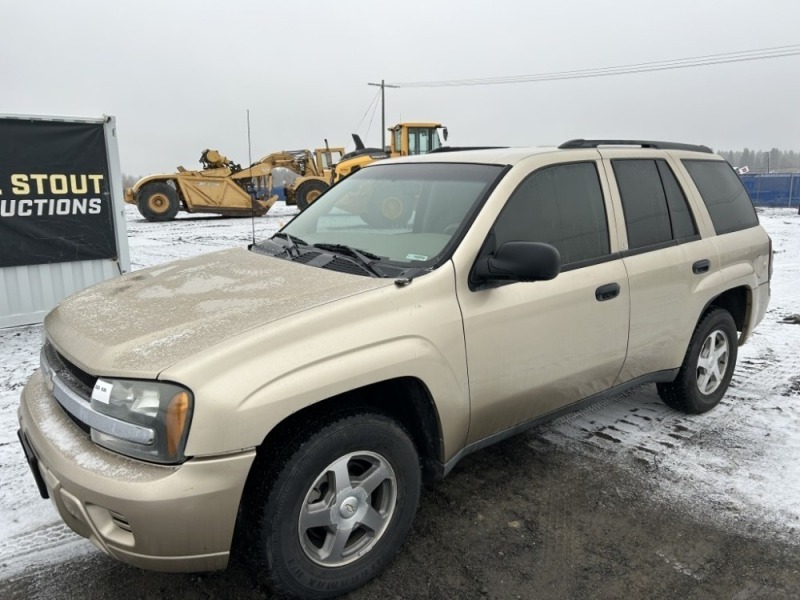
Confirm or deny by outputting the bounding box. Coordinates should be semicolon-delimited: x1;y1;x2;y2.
166;179;189;208
138;179;181;199
232;378;443;558
706;286;748;332
249;377;443;484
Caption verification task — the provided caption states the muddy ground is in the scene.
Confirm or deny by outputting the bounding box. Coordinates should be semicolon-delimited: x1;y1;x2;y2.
3;385;799;600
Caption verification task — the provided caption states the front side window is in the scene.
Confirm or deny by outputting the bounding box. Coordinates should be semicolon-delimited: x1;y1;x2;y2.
683;159;758;234
492;162;610;266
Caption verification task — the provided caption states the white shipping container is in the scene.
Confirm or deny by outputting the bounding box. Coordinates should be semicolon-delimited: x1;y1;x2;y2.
0;114;130;328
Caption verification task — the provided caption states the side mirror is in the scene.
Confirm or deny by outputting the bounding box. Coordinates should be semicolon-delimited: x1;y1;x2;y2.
473;241;561;283
442;127;449;142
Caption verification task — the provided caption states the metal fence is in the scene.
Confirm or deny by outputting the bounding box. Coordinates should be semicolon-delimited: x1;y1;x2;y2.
739;173;800;208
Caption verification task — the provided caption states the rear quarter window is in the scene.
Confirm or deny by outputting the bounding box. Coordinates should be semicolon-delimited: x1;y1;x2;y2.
682;160;758;234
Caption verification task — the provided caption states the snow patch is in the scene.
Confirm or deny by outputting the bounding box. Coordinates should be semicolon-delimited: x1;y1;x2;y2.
1;204;799;579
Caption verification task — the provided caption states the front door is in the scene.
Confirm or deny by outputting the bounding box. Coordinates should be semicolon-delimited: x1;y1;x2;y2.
456;160;630;443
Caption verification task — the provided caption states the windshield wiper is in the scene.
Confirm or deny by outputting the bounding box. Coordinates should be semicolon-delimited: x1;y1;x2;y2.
312;243;387;277
272;232;308;257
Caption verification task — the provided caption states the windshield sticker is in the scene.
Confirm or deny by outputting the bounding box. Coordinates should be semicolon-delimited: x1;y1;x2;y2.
406;253;428;261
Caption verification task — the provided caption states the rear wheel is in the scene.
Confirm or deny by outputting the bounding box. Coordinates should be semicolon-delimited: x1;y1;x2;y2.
249;413;421;599
136;182;179;221
295;179;329;210
657;307;738;414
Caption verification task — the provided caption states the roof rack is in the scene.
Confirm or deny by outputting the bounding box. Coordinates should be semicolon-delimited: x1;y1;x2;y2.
427;146;508;153
558;139;713;154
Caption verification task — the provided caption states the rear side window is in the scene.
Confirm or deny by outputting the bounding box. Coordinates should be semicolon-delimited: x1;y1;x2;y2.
612;159;698;250
682;160;759;234
493;162;610;265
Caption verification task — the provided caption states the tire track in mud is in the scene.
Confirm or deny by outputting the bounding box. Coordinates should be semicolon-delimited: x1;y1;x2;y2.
532;295;800;543
533;386;706;468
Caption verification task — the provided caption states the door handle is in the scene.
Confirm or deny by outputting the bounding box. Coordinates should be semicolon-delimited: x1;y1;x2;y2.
595;282;620;301
692;259;710;274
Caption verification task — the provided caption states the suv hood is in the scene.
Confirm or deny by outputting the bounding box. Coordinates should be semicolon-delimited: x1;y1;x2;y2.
45;247;391;378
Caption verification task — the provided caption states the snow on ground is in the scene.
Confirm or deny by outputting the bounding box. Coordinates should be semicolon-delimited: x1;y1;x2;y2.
0;204;798;579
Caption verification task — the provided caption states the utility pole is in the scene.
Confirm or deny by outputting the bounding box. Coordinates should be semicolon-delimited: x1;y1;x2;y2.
368;79;399;149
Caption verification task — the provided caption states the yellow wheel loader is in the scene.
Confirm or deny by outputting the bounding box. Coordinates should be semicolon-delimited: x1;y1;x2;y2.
333;122;448;180
275;145;343;209
328;122;448;227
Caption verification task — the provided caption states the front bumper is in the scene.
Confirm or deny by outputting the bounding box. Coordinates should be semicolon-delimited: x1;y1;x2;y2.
18;370;256;572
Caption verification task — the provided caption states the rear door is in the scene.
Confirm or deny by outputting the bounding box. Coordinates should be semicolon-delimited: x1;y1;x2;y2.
602;152;720;382
456;156;630;443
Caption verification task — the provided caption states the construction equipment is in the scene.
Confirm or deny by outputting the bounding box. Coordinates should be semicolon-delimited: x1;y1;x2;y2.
235;145;343;210
123;123;445;222
328;123;449;227
334;122;448;180
124;145;344;221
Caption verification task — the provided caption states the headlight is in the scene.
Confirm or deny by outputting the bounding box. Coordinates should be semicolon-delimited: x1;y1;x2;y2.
90;379;193;464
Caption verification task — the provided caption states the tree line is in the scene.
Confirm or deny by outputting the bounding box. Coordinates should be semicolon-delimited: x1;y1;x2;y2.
716;148;800;173
122;174;141;188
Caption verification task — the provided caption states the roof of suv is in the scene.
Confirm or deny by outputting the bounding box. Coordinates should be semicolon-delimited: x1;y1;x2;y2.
391;139;718;167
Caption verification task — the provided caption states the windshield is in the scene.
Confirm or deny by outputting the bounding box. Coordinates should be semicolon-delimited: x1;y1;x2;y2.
270;162;503;274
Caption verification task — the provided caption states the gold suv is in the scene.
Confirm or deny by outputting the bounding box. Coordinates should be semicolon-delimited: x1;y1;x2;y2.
18;139;772;599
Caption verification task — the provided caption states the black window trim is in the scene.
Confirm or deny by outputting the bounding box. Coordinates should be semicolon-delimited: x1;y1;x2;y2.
560;251;623;272
618;233;703;258
654;159;699;240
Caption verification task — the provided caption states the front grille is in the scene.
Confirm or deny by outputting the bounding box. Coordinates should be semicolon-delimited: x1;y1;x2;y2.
43;342;93;434
44;342;96;397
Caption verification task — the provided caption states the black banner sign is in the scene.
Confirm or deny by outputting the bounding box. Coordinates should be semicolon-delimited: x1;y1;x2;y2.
0;119;118;268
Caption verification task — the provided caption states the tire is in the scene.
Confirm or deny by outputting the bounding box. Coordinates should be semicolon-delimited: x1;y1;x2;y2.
295;179;329;210
361;195;411;228
657;307;738;414
250;413;421;599
136;182;180;221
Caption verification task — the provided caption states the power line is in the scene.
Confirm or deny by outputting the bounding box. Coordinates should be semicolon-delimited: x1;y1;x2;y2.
364;89;382;146
391;44;800;88
352;89;381;134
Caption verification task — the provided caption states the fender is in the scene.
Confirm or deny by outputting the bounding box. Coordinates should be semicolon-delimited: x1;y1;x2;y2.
164;264;471;462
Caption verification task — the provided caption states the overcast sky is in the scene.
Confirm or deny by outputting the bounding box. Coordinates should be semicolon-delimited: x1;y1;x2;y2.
3;0;800;176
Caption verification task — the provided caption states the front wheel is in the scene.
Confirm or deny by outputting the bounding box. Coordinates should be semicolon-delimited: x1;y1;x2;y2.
361;195;411;228
295;179;329;210
136;182;180;221
251;413;421;599
657;307;738;414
